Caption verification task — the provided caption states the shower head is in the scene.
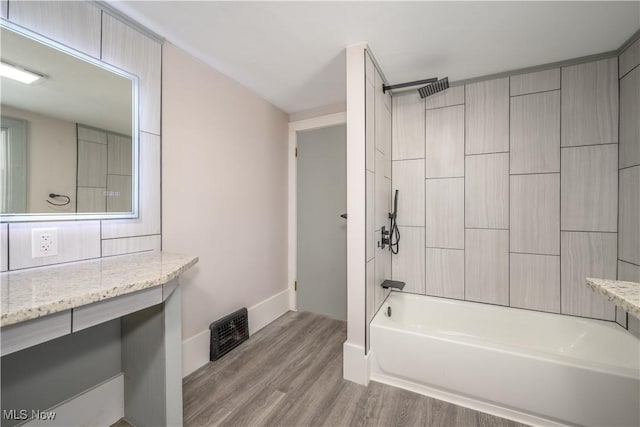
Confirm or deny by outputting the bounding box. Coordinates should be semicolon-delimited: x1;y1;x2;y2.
418;77;449;99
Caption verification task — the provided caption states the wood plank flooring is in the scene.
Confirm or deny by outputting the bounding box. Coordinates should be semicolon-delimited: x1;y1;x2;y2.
181;311;527;427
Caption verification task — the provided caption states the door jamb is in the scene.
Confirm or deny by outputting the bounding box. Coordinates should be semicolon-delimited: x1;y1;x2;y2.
288;112;347;311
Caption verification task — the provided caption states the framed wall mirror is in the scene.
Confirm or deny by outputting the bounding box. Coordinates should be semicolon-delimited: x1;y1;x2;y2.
0;19;139;222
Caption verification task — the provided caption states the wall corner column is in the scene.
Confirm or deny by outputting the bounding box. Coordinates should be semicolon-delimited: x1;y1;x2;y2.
344;43;368;385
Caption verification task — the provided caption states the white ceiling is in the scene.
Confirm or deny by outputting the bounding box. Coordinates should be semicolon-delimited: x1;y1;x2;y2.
113;1;640;114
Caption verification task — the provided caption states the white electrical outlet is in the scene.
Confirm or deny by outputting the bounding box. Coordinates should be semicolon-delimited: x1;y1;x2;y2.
32;228;58;258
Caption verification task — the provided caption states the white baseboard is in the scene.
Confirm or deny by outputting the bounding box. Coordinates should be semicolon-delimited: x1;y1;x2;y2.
23;374;123;427
342;341;369;385
182;288;290;378
247;288;290;334
181;328;210;378
369;371;562;427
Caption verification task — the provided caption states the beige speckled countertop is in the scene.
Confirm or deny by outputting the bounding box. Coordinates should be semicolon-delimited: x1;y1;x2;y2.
0;252;198;327
586;278;640;319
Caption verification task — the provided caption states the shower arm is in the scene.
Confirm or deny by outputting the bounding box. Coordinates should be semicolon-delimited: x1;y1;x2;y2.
382;78;438;93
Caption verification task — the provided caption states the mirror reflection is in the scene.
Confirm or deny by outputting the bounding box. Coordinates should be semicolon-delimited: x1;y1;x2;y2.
0;24;136;217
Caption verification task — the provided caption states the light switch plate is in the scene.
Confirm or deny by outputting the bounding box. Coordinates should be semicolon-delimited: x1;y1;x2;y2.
32;228;58;258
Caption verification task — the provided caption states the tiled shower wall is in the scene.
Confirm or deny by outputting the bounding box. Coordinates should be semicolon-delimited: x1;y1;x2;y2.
617;38;640;333
0;1;162;272
391;51;631;322
365;51;392;350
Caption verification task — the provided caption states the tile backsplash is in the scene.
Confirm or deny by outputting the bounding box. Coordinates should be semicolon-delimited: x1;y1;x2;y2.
0;1;162;271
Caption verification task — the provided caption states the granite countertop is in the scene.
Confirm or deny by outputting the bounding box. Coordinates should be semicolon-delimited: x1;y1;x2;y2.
586;278;640;319
0;252;198;327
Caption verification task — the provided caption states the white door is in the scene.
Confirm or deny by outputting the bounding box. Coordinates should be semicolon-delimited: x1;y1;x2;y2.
296;124;347;320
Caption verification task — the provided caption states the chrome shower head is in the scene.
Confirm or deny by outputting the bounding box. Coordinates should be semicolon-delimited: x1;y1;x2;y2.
418;77;449;99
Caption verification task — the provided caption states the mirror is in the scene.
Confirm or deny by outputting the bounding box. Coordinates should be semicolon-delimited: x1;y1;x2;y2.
0;20;138;221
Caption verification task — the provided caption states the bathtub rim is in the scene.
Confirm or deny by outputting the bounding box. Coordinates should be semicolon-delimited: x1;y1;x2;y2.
372;291;639;379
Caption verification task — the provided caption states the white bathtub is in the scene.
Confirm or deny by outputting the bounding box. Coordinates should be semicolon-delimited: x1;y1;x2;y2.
370;292;640;426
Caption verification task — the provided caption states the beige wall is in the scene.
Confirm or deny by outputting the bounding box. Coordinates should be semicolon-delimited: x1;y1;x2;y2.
2;105;76;213
162;43;289;340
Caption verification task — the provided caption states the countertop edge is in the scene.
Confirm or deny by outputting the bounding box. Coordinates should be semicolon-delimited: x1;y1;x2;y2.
586;278;640;318
1;254;198;327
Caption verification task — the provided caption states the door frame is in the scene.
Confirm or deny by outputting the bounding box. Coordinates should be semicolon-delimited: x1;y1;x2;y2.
288;112;347;311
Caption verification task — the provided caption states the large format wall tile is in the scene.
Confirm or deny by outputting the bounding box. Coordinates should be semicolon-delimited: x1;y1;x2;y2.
392;160;425;227
365;52;375;84
375;69;392;113
77;187;106;213
425;248;464;299
561;232;616;320
77;140;107;188
102;13;162;135
425;105;464;178
1;224;7;272
366;171;375;261
376;106;392;179
366;259;375;322
106;175;132;212
9;221;101;270
619;166;640;265
561;58;618;147
9;0;101;58
425;86;464;110
510;253;560;313
426;178;464;249
465;229;509;305
465;153;509;229
102;132;161;238
375;151;391;232
392;93;425;160
366;78;375;172
510;69;560;96
465;78;509;154
561;144;618;232
510;174;560;255
375;239;392;309
510;91;560;174
619;66;640;169
375;70;392;179
392;227;425;295
616;307;627;328
102;234;161;257
619;38;640;78
107;135;132;175
618;260;640;282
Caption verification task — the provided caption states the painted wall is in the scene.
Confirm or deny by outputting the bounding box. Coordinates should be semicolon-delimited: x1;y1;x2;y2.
617;38;640;334
390;54;623;322
1;105;77;213
162;43;289;372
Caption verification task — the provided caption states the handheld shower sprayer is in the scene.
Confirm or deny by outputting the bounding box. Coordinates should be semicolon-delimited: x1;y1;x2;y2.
388;190;400;254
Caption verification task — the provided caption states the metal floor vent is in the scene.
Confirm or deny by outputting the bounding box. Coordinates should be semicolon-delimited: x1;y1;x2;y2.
209;308;249;361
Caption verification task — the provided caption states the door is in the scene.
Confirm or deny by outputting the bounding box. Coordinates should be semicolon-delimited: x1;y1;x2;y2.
296;124;347;320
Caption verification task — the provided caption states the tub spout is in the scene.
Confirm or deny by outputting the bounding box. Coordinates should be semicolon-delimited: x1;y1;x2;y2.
381;280;405;291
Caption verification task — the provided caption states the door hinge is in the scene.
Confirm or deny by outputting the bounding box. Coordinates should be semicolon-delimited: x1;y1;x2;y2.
294;280;297;291
295;147;298;157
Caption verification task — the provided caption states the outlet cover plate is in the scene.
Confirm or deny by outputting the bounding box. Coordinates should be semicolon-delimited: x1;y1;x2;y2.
32;228;58;258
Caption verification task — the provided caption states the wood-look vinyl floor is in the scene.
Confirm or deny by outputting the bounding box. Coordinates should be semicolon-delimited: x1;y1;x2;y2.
181;311;527;427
